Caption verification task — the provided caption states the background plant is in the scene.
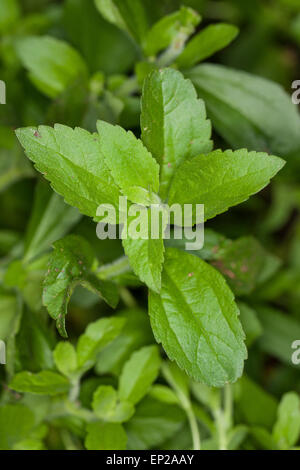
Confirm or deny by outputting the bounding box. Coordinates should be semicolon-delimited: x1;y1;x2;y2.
0;0;300;451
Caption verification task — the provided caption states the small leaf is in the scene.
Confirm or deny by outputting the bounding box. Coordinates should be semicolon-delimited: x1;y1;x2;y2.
97;120;160;205
149;248;247;387
141;68;212;200
15;36;87;98
169;149;285;223
119;345;161;405
53;342;77;378
125;395;185;450
9;371;70;396
273;392;300;450
85;422;127;450
76;316;126;372
43;235;119;337
95;308;154;375
92;385;134;422
143;7;200;57
176;23;239;68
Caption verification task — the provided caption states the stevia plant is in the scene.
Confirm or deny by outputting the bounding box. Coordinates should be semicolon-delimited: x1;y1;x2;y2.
15;67;285;388
1;0;300;452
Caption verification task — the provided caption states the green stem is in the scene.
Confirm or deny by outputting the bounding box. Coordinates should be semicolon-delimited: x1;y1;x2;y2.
224;383;233;430
186;404;201;451
120;287;137;308
214;384;233;450
97;256;132;280
68;377;80;402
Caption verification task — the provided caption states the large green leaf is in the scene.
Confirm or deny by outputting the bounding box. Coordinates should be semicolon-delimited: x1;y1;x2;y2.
169;149;284;223
187;64;300;159
149;248;247;387
141;68;212;200
15;36;87;98
256;306;300;365
65;0;137;74
16;124;121;220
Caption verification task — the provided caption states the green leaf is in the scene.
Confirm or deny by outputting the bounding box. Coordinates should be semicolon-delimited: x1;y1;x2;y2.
95;308;154;375
187;64;300;159
0;129;34;193
119;345;161;405
76;316;126;371
176;23;239;68
211;236;267;295
256;306;300;366
15;125;121;221
14;307;55;372
142;7;200;57
15;36;87;98
0;292;18;341
169;149;285;223
92;385;134;422
125;395;185;450
24;180;81;262
53;342;77;378
0;404;35;450
235;376;278;429
273;392;300;450
238;302;262;347
149;248;247;387
9;371;70;396
13;439;46;450
85;422;127;450
122;216;165;293
43;235;119;337
97;120;160;205
65;0;137;75
0;0;20;34
95;0;149;43
141;68;212;200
